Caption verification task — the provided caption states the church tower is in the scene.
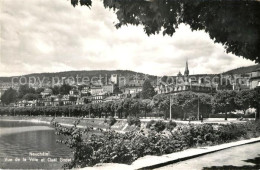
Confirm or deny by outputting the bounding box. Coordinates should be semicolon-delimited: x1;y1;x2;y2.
184;60;189;77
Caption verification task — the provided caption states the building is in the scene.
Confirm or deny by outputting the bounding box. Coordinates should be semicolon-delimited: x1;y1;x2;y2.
102;84;114;94
91;92;109;104
77;96;92;105
41;88;53;97
103;95;120;102
110;74;119;85
90;86;103;95
156;61;216;94
249;68;260;89
69;88;79;96
121;86;143;96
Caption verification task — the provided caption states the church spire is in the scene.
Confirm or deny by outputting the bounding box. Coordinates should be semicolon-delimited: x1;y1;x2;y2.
184;60;189;77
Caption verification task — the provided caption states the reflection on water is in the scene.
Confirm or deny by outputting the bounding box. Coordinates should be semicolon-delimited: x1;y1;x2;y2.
0;120;48;127
0;120;72;169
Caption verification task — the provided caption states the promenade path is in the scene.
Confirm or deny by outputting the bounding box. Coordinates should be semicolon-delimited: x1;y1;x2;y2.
156;142;260;170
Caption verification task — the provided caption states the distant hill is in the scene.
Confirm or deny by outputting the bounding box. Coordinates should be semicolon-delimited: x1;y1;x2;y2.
0;64;259;84
0;70;157;83
222;64;260;75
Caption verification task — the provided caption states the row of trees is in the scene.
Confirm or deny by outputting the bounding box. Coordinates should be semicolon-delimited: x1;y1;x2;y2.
0;98;152;118
1;88;259;120
153;89;259;120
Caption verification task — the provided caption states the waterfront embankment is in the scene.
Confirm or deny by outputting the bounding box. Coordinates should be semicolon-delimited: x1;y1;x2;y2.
0;116;138;132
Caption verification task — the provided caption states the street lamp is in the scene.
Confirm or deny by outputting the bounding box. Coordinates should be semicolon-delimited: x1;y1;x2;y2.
225;101;230;121
197;94;200;121
170;95;172;120
169;93;176;120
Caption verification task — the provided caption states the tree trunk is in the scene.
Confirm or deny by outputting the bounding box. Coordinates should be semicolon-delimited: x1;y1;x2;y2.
225;111;227;121
256;106;260;120
225;106;227;120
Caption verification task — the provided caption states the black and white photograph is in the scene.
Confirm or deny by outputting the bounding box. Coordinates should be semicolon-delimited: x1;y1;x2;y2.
0;0;260;169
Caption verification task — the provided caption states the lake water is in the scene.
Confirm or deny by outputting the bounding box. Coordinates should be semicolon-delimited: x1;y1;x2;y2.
0;120;72;169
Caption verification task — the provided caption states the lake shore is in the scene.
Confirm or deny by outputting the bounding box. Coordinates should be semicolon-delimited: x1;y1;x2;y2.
0;116;135;133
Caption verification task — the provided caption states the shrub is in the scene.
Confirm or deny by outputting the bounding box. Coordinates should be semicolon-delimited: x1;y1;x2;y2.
107;116;117;127
127;116;141;127
52;120;260;169
166;120;177;131
146;120;156;129
146;120;166;132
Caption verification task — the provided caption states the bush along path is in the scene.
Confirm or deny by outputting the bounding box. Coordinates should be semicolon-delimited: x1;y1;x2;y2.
51;119;260;169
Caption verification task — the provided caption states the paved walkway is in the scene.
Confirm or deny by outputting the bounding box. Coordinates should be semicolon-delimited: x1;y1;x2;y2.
156;142;260;170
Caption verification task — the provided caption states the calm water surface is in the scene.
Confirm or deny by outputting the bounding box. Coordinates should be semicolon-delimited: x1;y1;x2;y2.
0;120;72;169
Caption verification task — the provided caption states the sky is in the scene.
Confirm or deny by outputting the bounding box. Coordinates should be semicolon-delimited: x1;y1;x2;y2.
0;0;256;77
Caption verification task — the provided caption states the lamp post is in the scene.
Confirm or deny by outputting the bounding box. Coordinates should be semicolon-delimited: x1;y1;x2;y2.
169;95;172;120
169;93;176;120
225;101;230;121
197;94;200;121
255;86;260;120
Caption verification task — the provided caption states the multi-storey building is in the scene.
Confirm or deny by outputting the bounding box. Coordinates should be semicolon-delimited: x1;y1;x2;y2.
250;68;260;89
156;61;217;94
102;84;114;94
91;92;109;104
90;86;103;95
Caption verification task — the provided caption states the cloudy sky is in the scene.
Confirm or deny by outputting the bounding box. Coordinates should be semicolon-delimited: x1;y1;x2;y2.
0;0;256;77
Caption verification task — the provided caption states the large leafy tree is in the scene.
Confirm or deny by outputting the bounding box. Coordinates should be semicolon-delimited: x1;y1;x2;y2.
212;90;238;120
59;84;72;95
141;79;156;99
69;0;260;63
250;87;260;120
234;89;255;115
1;88;18;105
18;84;36;99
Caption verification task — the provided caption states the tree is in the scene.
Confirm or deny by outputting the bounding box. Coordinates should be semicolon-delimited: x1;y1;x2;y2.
212;90;238;120
51;86;60;95
141;99;152;118
1;88;18;105
35;87;45;94
18;84;35;99
234;89;255;115
23;93;39;101
197;93;213;119
70;0;260;63
59;84;72;95
250;87;260;120
141;79;156;99
152;94;169;118
113;84;122;94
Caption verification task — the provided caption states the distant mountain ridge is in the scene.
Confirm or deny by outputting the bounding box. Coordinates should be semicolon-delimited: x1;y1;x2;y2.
0;64;259;83
0;70;157;83
222;64;260;75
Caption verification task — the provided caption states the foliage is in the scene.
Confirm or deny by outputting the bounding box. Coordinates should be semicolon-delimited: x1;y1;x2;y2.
52;119;260;168
22;93;40;101
127;116;141;127
18;84;36;99
166;120;177;131
234;89;255;114
212;90;237;119
141;79;156;99
59;84;73;95
0;89;258;120
106;116;117;127
1;88;18;105
146;120;166;132
67;0;260;62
